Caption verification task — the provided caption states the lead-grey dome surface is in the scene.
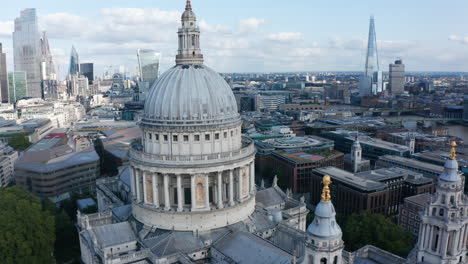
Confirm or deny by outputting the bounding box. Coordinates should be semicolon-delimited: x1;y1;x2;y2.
142;64;239;127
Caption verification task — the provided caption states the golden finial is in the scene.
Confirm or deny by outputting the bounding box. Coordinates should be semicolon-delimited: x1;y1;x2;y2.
321;175;332;202
449;141;457;160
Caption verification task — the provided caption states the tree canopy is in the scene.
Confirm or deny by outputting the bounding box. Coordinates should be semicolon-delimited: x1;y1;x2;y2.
8;133;32;151
0;186;55;264
341;211;414;257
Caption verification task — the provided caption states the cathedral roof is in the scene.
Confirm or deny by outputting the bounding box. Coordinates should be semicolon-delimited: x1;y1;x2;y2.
142;64;239;128
141;0;239;129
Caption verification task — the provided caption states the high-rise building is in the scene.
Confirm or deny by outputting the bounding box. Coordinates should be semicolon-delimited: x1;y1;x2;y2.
79;63;94;85
137;49;160;84
415;142;468;263
13;8;42;98
389;59;405;95
137;49;161;101
8;72;27;103
0;43;8;103
359;16;383;96
69;46;79;75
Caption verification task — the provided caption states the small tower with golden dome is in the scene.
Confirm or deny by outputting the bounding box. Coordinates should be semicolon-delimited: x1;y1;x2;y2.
416;141;468;263
303;175;344;264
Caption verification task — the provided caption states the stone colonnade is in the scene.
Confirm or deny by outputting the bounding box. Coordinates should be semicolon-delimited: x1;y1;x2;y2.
131;161;255;212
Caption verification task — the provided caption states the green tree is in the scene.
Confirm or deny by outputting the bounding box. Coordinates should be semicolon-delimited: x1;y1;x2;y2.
0;186;55;264
342;211;413;257
54;211;80;263
8;133;32;151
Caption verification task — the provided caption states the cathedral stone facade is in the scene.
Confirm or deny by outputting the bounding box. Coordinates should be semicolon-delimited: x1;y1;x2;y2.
78;2;466;264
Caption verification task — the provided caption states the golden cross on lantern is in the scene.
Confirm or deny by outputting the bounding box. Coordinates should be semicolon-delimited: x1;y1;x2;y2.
321;175;332;202
449;141;457;160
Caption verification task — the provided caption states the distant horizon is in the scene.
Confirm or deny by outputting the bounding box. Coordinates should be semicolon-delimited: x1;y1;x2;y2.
1;0;467;76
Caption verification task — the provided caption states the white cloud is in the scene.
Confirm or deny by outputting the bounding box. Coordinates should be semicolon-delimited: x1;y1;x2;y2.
448;35;468;45
238;18;266;33
0;21;13;37
328;36;365;50
1;7;467;74
267;32;304;42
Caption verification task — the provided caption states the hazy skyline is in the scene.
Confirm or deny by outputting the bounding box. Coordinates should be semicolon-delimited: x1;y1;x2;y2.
1;0;467;76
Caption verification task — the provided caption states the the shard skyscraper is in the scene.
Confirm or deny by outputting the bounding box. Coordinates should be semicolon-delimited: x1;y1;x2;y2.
359;16;383;96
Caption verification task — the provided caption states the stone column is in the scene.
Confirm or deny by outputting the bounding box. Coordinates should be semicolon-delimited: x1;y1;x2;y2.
143;171;148;204
136;169;142;202
250;161;255;193
440;229;447;255
191;175;196;210
177;174;183;212
205;174;210;210
163;174;170;210
237;168;243;201
229;169;234;206
424;224;431;249
131;168;136;200
458;225;466;251
463;224;468;249
152;174;159;208
217;171;223;209
428;225;434;250
418;224;426;250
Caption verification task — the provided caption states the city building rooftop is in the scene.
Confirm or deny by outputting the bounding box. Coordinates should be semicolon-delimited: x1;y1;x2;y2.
379;155;444;173
330;130;411;152
274;149;342;164
404;193;432;207
314;166;386;191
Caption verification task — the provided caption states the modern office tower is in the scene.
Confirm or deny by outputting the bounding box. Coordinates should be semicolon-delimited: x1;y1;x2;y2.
137;49;161;101
69;46;80;75
137;49;160;84
8;72;27;103
13;8;42;98
359;16;383;96
0;43;8;103
389;59;405;95
79;63;94;85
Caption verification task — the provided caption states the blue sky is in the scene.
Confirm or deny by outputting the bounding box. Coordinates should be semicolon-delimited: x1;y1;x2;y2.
1;0;467;76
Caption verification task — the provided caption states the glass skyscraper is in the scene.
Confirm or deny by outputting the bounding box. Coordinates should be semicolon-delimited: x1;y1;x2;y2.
80;63;94;85
13;8;42;98
8;72;27;103
137;49;161;101
69;46;80;75
359;16;383;96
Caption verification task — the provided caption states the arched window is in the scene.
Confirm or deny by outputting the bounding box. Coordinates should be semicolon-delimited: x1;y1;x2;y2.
432;208;437;216
450;196;455;206
320;258;327;264
333;256;338;264
439;209;444;217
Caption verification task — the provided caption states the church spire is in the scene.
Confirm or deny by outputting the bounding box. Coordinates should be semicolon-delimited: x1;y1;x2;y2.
176;0;204;65
321;175;332;202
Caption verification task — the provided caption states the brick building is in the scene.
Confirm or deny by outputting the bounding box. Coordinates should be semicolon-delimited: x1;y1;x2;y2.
398;193;432;237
